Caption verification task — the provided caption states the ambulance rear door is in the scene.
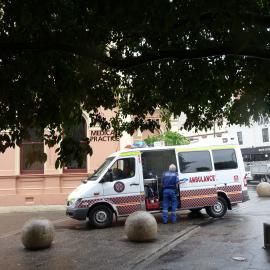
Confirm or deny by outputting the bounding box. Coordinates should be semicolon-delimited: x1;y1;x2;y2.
211;147;244;203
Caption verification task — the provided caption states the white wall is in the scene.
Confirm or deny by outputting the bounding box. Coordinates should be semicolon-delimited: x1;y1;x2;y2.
172;114;270;150
227;122;270;149
171;114;228;141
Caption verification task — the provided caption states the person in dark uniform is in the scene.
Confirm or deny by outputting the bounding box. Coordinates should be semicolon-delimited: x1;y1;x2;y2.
162;164;179;224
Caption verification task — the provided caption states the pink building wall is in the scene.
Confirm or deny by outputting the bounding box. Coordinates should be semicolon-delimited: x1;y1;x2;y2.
0;130;119;206
89;130;120;173
0;109;162;206
0;147;15;176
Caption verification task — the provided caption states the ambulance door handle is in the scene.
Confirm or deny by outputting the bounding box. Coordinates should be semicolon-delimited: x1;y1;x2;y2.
130;183;139;186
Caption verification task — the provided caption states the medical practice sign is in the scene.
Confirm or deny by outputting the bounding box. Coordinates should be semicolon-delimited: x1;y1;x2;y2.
90;130;119;142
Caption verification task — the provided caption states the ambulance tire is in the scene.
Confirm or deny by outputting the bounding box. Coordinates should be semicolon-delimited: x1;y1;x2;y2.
89;205;113;229
206;196;227;218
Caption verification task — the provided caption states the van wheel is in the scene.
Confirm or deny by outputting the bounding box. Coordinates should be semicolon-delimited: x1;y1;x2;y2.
206;197;227;218
89;205;113;229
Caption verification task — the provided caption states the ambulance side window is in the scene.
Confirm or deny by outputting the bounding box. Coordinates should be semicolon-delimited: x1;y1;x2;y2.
178;151;212;173
110;158;135;180
212;149;238;170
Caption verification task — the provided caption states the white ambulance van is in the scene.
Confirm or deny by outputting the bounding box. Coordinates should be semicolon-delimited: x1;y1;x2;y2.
66;142;249;228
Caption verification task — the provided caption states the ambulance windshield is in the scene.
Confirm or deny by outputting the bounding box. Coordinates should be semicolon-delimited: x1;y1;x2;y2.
87;157;114;181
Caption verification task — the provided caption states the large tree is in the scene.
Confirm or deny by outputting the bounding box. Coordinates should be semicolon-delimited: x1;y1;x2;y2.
0;0;270;166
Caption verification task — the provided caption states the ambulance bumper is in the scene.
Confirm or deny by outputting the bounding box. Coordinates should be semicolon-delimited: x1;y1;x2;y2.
66;207;88;220
242;190;250;202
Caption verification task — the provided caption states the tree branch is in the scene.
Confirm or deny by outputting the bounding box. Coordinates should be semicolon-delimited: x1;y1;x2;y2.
242;11;270;25
0;40;270;69
175;10;270;29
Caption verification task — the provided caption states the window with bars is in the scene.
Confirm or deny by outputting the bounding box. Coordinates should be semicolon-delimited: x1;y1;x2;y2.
262;128;269;143
20;128;45;174
237;131;243;145
63;119;87;173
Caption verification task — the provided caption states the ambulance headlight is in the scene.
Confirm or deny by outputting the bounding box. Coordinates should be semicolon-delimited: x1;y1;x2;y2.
68;198;76;206
68;198;82;207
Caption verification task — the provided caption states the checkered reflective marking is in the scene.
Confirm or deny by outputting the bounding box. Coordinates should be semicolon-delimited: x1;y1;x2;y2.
115;203;141;215
77;195;145;216
105;195;144;215
218;184;243;203
77;198;103;208
180;188;217;209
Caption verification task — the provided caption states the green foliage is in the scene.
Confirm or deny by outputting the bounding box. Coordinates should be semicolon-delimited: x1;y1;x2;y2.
55;137;92;169
144;134;163;146
1;1;270;166
160;108;172;130
145;131;190;146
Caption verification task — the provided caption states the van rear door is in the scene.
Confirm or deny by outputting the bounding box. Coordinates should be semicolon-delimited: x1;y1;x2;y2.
212;147;244;203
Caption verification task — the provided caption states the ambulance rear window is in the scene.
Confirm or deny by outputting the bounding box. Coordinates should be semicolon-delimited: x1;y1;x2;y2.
178;151;212;173
212;149;238;170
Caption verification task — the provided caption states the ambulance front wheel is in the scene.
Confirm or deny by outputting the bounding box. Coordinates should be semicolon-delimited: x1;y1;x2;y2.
89;205;113;229
206;197;227;218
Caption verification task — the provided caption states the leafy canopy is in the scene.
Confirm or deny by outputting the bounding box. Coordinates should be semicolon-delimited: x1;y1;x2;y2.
145;131;190;146
1;1;270;166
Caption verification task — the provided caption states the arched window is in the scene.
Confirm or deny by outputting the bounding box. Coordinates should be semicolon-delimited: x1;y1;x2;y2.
63;119;87;173
20;128;44;174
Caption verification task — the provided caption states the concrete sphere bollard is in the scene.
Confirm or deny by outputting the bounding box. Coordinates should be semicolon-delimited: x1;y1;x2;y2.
125;211;157;242
256;182;270;197
21;218;55;250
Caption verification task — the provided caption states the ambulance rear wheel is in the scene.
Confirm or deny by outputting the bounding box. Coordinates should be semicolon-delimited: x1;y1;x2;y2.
206;197;227;218
89;205;113;229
